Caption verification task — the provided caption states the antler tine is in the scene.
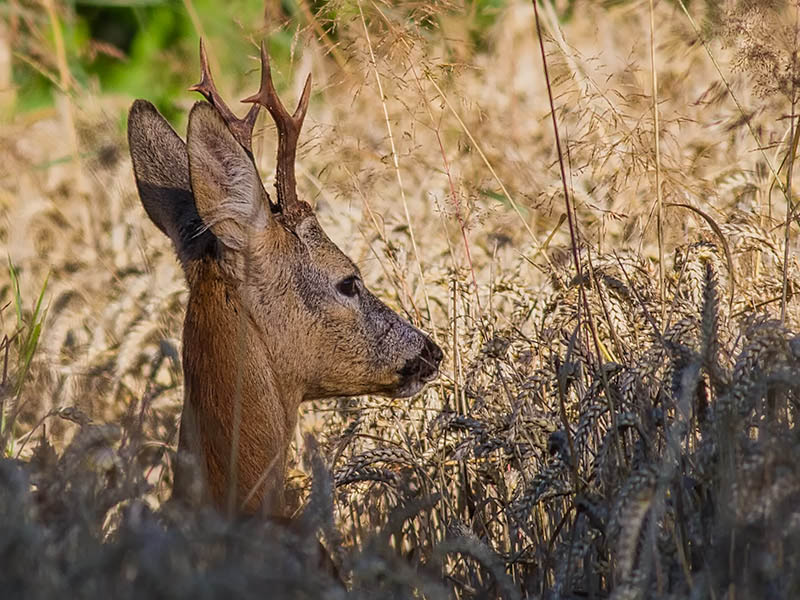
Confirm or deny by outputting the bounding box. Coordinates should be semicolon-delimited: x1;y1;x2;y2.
242;41;312;209
189;38;260;153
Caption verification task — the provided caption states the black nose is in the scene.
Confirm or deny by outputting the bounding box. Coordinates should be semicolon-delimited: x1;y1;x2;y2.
417;337;443;380
424;337;443;370
399;337;443;381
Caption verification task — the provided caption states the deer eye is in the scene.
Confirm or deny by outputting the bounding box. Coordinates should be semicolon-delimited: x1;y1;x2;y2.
336;276;359;298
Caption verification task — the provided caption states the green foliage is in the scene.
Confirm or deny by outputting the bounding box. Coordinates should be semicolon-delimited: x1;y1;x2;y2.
1;260;49;454
6;259;48;398
11;0;511;124
13;0;295;123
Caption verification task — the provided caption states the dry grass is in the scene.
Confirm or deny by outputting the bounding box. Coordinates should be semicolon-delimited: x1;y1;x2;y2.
1;0;800;597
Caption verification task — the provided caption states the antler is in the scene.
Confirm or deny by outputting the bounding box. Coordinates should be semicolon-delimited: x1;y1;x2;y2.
189;39;261;154
242;41;312;209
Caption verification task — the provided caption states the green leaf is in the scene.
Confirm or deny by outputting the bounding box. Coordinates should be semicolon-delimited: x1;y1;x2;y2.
7;258;22;330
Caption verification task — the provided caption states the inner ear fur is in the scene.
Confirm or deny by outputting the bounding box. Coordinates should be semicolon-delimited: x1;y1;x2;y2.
186;102;269;251
128;99;212;268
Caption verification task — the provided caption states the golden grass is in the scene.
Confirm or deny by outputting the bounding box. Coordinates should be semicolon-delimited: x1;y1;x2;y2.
1;1;799;597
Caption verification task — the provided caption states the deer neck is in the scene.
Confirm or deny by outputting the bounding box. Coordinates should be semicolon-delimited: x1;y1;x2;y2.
176;255;301;516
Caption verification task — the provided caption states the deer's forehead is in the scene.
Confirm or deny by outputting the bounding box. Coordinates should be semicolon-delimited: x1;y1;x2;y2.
295;216;356;273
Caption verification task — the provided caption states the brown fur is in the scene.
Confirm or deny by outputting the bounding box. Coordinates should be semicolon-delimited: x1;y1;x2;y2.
127;67;442;516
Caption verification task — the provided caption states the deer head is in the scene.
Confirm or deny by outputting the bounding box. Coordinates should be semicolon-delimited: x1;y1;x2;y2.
127;41;442;515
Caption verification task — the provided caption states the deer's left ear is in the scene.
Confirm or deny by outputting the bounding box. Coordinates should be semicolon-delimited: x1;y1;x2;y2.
186;102;270;250
128;100;213;270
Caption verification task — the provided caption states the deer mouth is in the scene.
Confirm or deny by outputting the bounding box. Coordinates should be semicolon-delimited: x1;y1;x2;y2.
394;337;443;397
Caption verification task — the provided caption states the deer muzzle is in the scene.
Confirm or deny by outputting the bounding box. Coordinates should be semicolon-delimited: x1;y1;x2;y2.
398;336;443;388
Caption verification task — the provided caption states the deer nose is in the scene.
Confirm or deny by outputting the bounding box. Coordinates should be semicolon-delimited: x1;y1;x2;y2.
418;337;443;380
399;336;443;382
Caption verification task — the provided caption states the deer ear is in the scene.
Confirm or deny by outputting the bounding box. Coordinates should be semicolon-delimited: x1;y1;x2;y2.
186;102;269;251
128;100;211;268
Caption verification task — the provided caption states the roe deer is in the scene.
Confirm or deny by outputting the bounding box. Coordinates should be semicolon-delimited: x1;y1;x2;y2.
127;41;442;516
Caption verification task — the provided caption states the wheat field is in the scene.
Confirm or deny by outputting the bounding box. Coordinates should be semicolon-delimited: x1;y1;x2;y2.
1;0;800;598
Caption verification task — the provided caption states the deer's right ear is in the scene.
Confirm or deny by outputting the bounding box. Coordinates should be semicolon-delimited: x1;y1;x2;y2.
128;100;210;268
186;102;269;251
